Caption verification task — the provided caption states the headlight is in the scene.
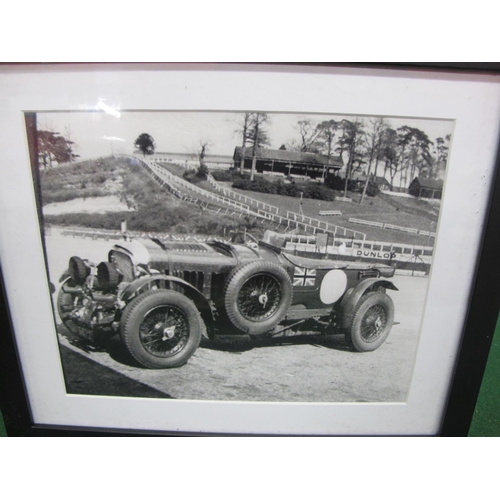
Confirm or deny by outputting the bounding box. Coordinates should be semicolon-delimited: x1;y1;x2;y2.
68;256;90;284
97;261;121;291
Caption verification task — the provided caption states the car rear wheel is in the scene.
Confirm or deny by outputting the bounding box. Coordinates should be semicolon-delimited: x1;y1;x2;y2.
346;292;394;352
120;290;203;369
224;260;292;335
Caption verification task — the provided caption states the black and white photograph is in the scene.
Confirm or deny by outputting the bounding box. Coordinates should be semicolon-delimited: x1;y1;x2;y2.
29;108;454;404
2;64;499;435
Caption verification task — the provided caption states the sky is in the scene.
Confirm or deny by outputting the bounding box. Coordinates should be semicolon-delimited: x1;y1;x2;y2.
36;110;455;161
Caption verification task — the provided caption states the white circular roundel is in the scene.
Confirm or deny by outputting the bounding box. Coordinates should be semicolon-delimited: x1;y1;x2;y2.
320;270;348;304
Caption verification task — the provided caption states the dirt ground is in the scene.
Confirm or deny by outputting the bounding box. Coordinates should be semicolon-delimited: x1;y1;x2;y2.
45;231;427;403
43;195;134;215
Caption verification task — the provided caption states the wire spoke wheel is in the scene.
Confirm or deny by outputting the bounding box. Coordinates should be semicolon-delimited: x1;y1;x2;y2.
347;291;394;352
360;304;387;342
237;273;282;321
139;305;189;357
224;261;293;335
120;290;203;369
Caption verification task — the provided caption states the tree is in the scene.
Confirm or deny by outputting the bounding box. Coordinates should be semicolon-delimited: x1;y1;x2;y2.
359;117;389;204
235;112;252;171
247;113;270;180
336;118;365;198
373;125;392;179
433;134;451;178
407;128;433;181
234;112;270;176
296;119;322;152
198;140;210;167
134;133;155;156
393;126;433;187
283;138;301;151
37;129;79;168
247;113;270;149
196;140;211;179
394;126;414;188
381;128;402;190
316;119;339;178
64;126;77;163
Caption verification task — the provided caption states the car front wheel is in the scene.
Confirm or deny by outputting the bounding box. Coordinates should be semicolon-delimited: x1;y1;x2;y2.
346;292;394;352
120;290;203;369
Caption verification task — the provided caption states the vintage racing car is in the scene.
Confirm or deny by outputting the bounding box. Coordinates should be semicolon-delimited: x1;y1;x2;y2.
56;232;398;369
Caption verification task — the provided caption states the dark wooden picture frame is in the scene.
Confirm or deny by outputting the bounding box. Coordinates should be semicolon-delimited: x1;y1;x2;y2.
1;62;499;436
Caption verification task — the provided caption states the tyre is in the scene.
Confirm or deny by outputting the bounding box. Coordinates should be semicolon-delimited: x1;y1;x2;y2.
120;290;204;369
224;260;293;335
57;277;111;343
346;292;394;352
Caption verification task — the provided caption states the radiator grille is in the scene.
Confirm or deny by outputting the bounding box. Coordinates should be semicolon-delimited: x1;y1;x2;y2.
171;270;205;291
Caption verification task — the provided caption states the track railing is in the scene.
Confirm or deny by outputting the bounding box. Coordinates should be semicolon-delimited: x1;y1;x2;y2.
206;174;280;214
349;217;436;239
127;155;365;240
133;156;256;214
348;217;384;228
286;211;366;240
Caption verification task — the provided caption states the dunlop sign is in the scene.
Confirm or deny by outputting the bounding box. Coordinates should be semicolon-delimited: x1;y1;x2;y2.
355;250;397;260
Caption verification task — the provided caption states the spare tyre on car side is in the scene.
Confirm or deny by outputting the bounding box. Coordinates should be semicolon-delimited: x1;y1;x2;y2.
223;260;293;335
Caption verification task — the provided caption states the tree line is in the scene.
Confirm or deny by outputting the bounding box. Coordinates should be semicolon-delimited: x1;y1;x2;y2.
235;113;450;203
132;113;451;206
37;129;79;168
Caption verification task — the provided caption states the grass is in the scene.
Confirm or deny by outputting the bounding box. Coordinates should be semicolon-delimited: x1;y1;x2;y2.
41;157;262;237
40;158;440;245
161;164;438;245
229;186;438;245
160;162;220;194
158;162;188;179
40;157;125;204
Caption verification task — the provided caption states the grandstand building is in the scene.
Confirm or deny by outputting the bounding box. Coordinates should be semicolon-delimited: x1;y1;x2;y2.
233;147;343;180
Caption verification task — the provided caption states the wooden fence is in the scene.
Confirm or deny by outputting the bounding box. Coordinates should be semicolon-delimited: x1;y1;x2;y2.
349;217;436;238
137;157;255;214
348;217;384;228
206;174;279;214
319;210;342;216
128;156;404;242
132;156;351;238
286;211;366;240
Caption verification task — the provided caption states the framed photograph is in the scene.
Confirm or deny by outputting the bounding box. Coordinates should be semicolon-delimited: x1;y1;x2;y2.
1;63;499;436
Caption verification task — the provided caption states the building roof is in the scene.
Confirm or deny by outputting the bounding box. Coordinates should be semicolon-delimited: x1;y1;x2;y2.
412;177;444;190
373;176;391;186
233;147;343;168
